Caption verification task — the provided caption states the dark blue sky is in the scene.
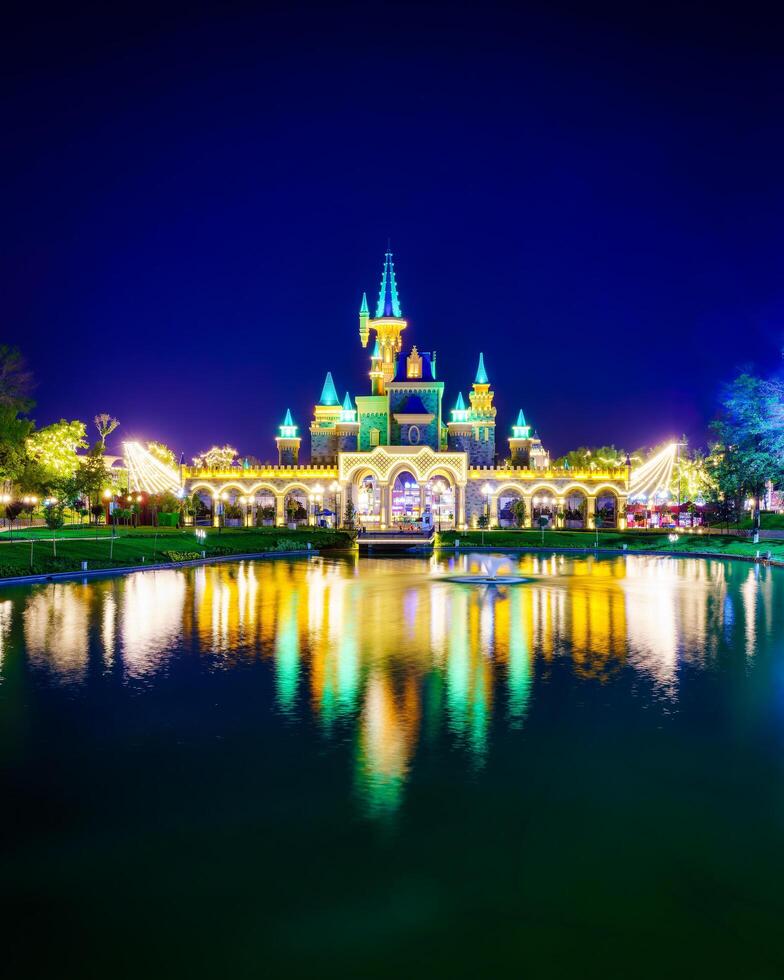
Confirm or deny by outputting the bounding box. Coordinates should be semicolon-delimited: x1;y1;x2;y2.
3;2;783;460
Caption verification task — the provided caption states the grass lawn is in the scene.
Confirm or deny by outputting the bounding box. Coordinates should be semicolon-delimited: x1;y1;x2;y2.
0;526;353;579
436;528;784;561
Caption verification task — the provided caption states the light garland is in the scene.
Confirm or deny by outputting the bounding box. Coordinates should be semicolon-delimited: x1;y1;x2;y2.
124;441;181;495
629;443;676;502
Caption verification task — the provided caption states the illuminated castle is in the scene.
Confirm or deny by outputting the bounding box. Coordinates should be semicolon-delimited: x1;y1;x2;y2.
184;249;628;530
281;249;548;470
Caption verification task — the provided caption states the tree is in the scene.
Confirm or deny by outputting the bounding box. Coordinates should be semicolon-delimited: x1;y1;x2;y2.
0;346;35;489
74;452;109;513
510;497;526;528
147;441;178;469
710;372;784;537
0;345;34;412
344;497;356;528
94;413;119;450
25;419;88;486
193;445;238;469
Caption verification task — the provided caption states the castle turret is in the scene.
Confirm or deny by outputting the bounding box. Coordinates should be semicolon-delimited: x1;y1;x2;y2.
447;391;473;453
276;409;301;465
310;371;342;463
468;352;497;465
508;409;549;469
359;292;369;347
336;391;359;452
359;248;407;394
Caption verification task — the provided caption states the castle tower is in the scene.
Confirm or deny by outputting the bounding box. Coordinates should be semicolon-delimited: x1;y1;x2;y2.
358;248;407;394
468;352;497;465
447;391;473;454
508;409;532;466
508;409;550;469
276;409;301;465
310;371;342;463
336;391;359;453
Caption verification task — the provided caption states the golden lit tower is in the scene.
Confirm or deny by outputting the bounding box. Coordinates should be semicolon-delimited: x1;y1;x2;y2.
468;352;497;466
359;248;407;394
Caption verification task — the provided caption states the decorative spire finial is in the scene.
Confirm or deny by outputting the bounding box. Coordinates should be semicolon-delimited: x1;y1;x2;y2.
474;352;489;385
376;247;402;318
318;372;340;406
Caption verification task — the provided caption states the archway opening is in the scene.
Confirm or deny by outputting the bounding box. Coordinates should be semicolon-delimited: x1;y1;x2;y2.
254;489;277;526
498;488;525;528
564;491;588;529
391;471;421;525
425;475;455;530
532;491;556;529
596;492;618;528
356;475;381;526
284;490;308;526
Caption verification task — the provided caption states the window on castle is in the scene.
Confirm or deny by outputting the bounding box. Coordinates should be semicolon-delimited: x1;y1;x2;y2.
370;428;380;447
409;425;420;445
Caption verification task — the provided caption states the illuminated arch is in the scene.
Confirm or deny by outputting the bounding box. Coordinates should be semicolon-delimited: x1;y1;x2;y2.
247;482;281;496
493;482;527;498
189;481;220;496
591;484;623;499
280;482;313;497
421;462;464;486
527;483;562;498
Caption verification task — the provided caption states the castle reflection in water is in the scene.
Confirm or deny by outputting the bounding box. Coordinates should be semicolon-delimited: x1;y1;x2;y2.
0;554;778;813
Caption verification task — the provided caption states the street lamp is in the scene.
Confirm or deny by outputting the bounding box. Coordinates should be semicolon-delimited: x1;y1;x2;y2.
308;493;315;526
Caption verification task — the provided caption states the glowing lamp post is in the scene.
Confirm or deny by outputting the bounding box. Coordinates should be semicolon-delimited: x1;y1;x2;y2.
481;483;493;545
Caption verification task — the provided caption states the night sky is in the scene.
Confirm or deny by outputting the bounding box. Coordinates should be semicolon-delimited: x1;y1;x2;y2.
4;3;783;461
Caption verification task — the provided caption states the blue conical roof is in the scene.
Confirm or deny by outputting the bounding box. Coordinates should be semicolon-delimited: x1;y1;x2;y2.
359;292;369;314
371;339;381;358
375;249;402;318
342;391;354;411
283;408;294;427
454;391;466;411
319;372;340;406
474;353;489;385
515;408;527;428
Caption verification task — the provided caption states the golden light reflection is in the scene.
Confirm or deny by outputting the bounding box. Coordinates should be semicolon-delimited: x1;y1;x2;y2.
5;553;779;814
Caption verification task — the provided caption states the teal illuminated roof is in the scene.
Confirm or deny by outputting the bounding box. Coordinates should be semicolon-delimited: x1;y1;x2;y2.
454;391;466;412
279;408;297;437
371;339;381;358
359;292;369;315
515;408;526;428
319;372;340;406
342;391;354;411
474;352;489;385
376;249;402;318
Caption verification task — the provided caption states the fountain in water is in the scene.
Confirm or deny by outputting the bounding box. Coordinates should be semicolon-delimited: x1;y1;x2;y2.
440;554;528;585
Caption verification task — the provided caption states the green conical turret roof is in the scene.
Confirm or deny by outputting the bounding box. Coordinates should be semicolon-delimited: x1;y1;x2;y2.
319;371;340;406
515;408;527;428
371;339;381;359
359;292;369;314
454;391;466;411
376;248;402;318
342;391;354;411
474;352;489;385
283;408;294;427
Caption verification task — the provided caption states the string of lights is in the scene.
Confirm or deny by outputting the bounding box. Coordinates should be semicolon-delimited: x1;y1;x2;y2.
124;441;181;495
629;443;676;502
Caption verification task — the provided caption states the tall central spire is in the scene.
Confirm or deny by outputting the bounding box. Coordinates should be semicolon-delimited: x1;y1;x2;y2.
376;248;402;318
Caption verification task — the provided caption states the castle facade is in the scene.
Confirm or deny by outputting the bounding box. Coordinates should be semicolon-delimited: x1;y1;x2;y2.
185;251;628;530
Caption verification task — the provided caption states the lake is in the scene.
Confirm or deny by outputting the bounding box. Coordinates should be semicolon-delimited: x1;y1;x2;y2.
1;552;783;978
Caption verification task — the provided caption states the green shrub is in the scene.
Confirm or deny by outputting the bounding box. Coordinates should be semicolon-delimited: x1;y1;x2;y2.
162;550;202;562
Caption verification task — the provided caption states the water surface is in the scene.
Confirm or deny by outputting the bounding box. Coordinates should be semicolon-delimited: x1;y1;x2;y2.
1;553;783;978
